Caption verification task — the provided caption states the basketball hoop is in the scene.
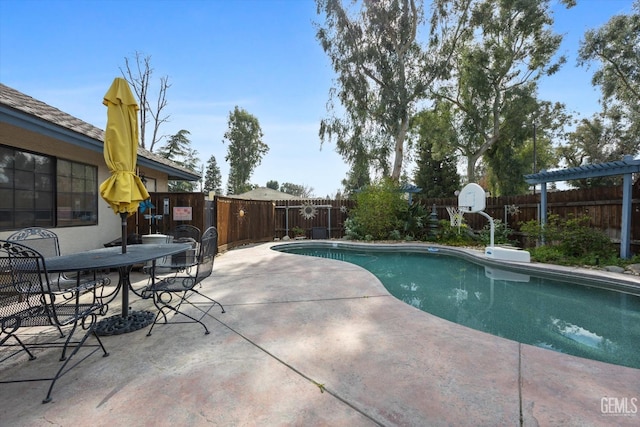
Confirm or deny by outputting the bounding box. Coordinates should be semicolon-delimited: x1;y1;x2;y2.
446;206;465;228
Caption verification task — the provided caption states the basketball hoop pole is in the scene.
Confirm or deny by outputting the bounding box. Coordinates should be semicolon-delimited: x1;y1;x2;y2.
477;210;495;248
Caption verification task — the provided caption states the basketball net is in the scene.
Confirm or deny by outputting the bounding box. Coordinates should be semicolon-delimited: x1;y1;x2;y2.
446;206;465;230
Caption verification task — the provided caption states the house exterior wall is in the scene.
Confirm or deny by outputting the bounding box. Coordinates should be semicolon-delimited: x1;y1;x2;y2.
0;121;169;253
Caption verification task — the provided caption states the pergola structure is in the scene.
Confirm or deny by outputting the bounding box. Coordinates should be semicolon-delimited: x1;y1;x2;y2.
524;155;640;259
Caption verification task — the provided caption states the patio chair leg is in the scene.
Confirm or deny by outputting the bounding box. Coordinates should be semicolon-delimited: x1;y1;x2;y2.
42;326;109;404
1;335;37;361
147;295;213;336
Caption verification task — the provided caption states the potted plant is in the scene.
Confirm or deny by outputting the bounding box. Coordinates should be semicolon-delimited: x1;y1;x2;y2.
291;226;306;239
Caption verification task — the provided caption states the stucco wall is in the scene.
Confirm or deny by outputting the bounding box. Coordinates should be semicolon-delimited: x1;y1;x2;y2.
0;122;168;253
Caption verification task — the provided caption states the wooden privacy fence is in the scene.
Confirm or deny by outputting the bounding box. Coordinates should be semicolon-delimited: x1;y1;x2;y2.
127;192;207;238
214;197;275;250
129;183;638;254
420;184;640;250
274;199;355;240
127;194;275;250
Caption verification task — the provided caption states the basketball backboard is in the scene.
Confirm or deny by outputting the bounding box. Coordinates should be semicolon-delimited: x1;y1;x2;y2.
458;183;486;213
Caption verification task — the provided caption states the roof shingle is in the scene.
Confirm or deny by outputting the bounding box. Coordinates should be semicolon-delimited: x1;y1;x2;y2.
0;83;198;178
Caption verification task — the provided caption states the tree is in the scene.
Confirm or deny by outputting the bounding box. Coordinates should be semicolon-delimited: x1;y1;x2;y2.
558;116;623;188
223;106;268;195
157;129;190;161
484;100;565;195
433;0;573;183
158;130;200;192
315;0;473;185
577;1;640;158
411;104;460;198
204;155;223;195
120;51;171;152
169;146;199;192
266;180;279;190
280;182;315;198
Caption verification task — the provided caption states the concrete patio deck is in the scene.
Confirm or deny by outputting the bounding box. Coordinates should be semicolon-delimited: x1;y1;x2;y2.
1;242;638;426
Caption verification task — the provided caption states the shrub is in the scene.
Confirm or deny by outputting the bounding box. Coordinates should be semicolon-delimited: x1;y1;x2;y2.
520;214;616;265
478;219;516;246
343;217;364;240
397;202;429;240
558;215;614;258
347;178;406;240
431;219;478;246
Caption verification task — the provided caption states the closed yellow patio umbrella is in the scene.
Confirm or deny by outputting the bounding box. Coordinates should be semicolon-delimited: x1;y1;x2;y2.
100;77;149;254
98;77;153;329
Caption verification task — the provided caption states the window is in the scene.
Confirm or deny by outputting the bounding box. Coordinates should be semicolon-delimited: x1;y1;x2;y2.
56;159;98;227
0;145;98;230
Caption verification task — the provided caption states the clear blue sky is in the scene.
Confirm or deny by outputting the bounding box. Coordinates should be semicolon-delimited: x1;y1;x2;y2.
0;0;635;197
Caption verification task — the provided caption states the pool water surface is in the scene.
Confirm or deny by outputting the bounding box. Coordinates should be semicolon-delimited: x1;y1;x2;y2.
275;245;640;369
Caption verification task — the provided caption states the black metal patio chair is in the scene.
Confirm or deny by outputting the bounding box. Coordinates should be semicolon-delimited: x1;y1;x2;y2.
134;226;201;297
168;224;201;243
7;227;111;291
0;240;110;403
144;226;224;336
167;224;200;268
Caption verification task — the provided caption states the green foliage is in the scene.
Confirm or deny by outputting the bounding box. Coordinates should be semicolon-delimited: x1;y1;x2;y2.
316;0;426;181
578;3;640;155
291;226;306;237
523;244;567;265
478;219;516;246
397;201;429;240
433;0;571;183
356;179;405;240
158;129;200;192
158;129;191;161
204;155;222;195
520;214;616;265
280;182;314;198
484;100;565;196
345;178;406;240
558;117;630;188
343;217;364;240
224;106;268;195
315;0;471;183
411;105;461;198
431;220;478;246
569;4;640;164
558;216;615;258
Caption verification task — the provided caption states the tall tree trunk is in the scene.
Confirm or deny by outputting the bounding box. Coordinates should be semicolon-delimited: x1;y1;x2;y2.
391;115;410;181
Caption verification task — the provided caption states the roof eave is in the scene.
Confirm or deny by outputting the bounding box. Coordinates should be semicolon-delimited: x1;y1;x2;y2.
1;104;103;153
1;105;200;182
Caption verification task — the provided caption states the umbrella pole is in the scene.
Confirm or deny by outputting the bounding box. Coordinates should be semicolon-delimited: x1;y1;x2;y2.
120;212;129;318
120;212;128;254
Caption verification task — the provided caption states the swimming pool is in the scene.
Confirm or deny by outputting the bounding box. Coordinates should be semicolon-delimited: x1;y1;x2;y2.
273;242;640;369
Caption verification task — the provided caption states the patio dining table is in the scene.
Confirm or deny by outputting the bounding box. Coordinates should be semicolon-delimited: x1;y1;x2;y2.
44;243;191;335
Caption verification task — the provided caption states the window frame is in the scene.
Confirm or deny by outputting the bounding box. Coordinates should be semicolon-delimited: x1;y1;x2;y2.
0;144;99;230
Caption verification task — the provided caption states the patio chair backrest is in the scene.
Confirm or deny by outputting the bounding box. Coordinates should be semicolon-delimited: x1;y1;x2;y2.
6;227;84;290
168;225;201;243
7;227;61;259
0;241;56;341
195;226;217;285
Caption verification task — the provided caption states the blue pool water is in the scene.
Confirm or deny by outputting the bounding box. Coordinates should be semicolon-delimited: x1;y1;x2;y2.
274;244;640;369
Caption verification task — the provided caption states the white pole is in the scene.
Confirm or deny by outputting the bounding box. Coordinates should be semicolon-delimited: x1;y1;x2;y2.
478;210;495;248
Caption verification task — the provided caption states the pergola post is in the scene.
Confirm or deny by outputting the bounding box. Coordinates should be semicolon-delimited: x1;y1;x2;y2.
524;156;640;259
540;182;547;245
621;172;632;259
